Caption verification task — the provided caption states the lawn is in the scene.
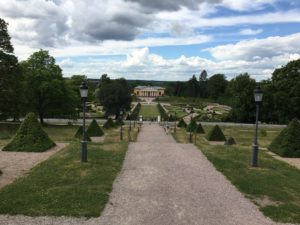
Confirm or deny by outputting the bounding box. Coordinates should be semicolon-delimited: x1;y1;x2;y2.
139;104;160;119
173;125;300;224
0;123;139;217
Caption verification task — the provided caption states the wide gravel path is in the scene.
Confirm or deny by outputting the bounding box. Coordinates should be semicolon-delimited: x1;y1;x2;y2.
0;124;295;225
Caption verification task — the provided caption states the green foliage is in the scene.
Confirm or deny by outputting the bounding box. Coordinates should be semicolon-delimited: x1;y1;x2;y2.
195;123;205;133
207;74;227;99
177;118;187;128
186;118;197;132
269;118;300;157
206;125;226;141
224;136;236;145
130;103;141;120
260;129;267;137
21;50;77;124
3;113;55;152
86;120;104;137
115;118;124;126
96;74;132;117
103;118;116;129
0;18;14;53
74;126;91;141
157;103;168;120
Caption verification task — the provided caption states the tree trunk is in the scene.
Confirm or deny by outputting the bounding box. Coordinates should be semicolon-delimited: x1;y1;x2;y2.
39;113;44;125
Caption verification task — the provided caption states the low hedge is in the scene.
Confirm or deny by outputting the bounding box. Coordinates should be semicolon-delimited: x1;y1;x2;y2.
86;119;104;137
103;118;116;129
206;125;226;142
177;118;187;128
130;103;141;120
157;104;168;121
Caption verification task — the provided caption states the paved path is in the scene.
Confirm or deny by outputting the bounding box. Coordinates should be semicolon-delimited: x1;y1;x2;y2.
0;124;295;225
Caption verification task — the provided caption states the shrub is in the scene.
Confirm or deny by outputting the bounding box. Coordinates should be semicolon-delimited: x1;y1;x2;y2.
177;118;187;128
269;118;300;157
115;118;124;126
3;112;55;152
206;125;226;141
224;136;236;145
86;119;104;137
195;123;205;133
157;104;168;120
130;103;141;120
103;118;116;129
186;118;197;132
74;126;91;141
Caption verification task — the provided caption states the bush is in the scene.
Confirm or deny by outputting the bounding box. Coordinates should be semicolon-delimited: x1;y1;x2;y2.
186;118;197;132
3;112;55;152
86;119;104;137
195;123;205;133
115;118;124;126
177;118;187;128
157;104;168;120
74;126;91;141
206;125;226;141
269;118;300;157
224;136;236;145
130;103;141;120
103;118;116;129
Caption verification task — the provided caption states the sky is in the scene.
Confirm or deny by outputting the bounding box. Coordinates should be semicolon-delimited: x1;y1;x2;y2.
1;0;300;81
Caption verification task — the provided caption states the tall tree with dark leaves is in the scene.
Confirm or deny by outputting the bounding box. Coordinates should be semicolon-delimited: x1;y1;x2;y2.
0;18;23;120
207;74;227;99
199;70;208;98
186;75;199;97
21;50;77;124
96;74;132;118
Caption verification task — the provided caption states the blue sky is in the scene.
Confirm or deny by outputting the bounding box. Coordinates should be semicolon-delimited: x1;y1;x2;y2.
1;0;300;81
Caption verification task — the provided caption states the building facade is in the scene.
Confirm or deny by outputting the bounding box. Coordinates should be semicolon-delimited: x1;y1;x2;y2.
134;86;165;97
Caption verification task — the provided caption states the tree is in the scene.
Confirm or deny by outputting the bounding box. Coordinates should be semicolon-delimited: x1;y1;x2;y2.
21;50;77;124
0;18;23;120
199;70;208;98
96;74;132;118
207;74;227;99
226;73;256;122
186;75;200;98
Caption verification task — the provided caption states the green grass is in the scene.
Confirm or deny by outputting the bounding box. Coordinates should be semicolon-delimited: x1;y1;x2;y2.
139;104;159;118
173;126;300;224
164;105;188;118
0;138;128;217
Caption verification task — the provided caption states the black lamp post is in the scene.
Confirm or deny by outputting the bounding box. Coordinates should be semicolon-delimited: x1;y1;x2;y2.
79;82;88;163
189;114;193;143
129;112;131;131
251;86;263;167
174;111;177;133
120;110;123;141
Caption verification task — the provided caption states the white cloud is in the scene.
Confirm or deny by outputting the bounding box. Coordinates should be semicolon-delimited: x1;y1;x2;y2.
239;28;263;35
59;58;73;68
206;33;300;61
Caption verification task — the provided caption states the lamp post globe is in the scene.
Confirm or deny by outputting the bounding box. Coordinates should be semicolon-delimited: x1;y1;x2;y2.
80;81;88;163
251;86;263;167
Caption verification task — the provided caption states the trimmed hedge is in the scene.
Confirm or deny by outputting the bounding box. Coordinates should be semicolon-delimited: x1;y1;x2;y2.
269;118;300;157
206;125;226;141
86;119;104;137
177;118;187;128
195;123;205;134
130;103;141;120
103;118;116;129
74;126;91;141
115;118;125;126
3;112;55;152
157;103;168;120
224;136;236;145
186;118;197;132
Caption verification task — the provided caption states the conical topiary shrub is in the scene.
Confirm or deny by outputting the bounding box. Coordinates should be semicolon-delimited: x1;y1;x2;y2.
186;118;197;132
74;126;91;141
224;136;236;145
269;118;300;157
206;125;226;141
177;118;187;128
86;119;104;137
115;117;124;126
195;123;205;134
3;112;55;152
103;118;116;129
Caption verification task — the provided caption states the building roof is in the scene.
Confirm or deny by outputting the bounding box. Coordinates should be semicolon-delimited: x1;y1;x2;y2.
134;86;165;91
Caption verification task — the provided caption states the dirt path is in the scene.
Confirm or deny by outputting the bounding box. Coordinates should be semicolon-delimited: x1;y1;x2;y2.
0;143;67;189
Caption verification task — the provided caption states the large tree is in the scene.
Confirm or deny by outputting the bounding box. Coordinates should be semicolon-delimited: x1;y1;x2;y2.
186;75;200;98
207;74;227;99
199;70;208;98
0;18;23;120
21;50;77;124
226;73;256;122
96;74;132;118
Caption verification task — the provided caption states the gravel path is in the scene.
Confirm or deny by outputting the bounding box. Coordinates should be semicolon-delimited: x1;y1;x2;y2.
0;124;296;225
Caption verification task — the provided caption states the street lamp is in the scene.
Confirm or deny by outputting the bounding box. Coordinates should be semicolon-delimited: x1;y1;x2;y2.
79;81;88;163
129;112;131;131
174;111;177;133
120;109;123;141
251;86;263;167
